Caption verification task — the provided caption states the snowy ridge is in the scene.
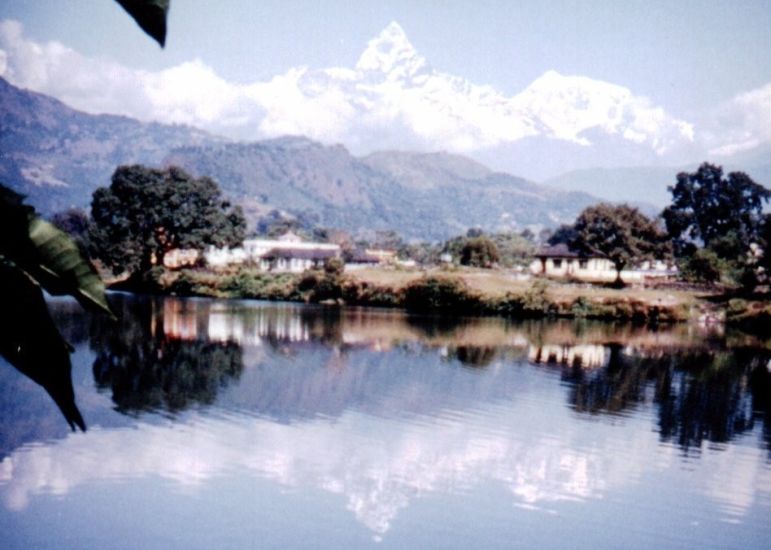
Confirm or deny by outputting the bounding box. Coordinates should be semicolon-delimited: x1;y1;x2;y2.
252;22;693;154
3;17;768;172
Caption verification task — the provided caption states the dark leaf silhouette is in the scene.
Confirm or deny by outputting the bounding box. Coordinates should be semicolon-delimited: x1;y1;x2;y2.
116;0;169;47
0;264;85;431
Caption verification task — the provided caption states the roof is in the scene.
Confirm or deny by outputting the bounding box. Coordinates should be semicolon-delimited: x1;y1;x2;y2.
277;231;303;242
535;243;595;259
347;249;381;263
262;247;339;261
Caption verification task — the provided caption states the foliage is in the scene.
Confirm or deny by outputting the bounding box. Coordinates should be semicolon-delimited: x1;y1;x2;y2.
402;276;479;312
0;0;170;431
572;203;669;284
0;184;116;430
662;163;770;256
50;208;92;252
759;214;771;279
90;165;246;279
459;236;500;268
254;209;329;241
398;241;442;265
678;248;723;284
547;224;578;246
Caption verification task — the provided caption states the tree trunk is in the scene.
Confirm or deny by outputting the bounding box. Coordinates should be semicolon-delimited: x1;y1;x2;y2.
612;263;625;288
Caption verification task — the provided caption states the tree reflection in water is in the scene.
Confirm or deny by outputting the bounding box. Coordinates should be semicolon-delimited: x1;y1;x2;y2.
87;295;771;456
562;345;771;454
450;345;499;368
90;296;243;414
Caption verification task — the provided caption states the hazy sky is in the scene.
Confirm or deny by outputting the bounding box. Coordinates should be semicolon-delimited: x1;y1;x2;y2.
4;0;770;117
1;1;770;177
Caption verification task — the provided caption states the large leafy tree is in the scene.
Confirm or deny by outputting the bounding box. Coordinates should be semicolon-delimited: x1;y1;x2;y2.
90;165;246;277
662;163;770;255
572;203;669;285
459;236;501;268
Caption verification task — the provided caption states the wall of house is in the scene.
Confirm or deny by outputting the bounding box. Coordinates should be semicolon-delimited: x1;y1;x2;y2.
206;239;340;270
530;257;645;282
531;257;676;282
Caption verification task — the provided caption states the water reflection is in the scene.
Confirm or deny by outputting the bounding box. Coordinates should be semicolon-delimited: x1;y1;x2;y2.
84;295;771;454
89;297;243;414
1;295;771;545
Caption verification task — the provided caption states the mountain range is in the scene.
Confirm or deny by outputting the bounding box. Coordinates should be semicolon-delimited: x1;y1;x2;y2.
4;20;768;182
2;72;766;241
0;76;599;240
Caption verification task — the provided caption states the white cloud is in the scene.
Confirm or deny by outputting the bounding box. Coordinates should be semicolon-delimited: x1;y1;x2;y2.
708;82;771;157
5;18;762;161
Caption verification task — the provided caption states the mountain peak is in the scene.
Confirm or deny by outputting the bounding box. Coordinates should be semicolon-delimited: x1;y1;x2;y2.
356;21;429;78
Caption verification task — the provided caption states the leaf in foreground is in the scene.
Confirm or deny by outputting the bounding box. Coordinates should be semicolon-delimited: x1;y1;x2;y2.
116;0;169;47
0;265;86;431
27;217;115;319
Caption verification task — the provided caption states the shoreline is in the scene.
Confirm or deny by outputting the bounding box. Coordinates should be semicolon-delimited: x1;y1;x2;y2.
103;266;770;343
119;266;708;324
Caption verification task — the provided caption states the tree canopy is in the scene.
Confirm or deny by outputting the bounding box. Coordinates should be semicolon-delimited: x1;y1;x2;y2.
90;165;246;277
459;236;501;268
572;203;668;284
662;163;770;255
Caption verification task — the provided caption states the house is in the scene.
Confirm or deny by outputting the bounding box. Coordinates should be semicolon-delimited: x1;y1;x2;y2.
204;233;341;271
531;243;675;282
345;249;380;270
163;248;200;269
344;248;399;270
259;247;340;273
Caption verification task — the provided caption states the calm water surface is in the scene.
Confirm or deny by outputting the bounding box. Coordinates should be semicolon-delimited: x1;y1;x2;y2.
1;294;770;549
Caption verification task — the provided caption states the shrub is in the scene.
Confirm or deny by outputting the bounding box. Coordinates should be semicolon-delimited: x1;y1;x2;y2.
402;276;479;312
679;249;723;284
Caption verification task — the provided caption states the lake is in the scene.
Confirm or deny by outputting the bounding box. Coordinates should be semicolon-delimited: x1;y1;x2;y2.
1;294;770;549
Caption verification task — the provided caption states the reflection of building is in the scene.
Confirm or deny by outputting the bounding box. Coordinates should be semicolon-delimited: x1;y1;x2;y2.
531;244;675;282
207;306;311;346
162;299;200;340
528;344;609;368
161;300;313;346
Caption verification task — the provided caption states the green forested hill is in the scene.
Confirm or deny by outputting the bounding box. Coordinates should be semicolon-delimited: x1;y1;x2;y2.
1;77;598;240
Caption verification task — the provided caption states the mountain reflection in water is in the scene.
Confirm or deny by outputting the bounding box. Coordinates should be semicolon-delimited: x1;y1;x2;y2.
1;294;770;547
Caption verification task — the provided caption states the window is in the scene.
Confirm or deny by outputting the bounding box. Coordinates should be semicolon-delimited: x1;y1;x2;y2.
579;259;588;269
553;259;562;268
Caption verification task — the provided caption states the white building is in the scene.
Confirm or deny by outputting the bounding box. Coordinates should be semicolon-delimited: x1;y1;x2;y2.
204;232;341;272
530;244;675;283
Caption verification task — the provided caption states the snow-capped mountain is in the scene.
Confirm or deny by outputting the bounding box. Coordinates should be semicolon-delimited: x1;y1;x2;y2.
1;19;767;180
250;22;694;163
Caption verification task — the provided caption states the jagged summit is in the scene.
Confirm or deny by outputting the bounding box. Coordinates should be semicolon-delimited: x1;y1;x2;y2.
355;21;429;79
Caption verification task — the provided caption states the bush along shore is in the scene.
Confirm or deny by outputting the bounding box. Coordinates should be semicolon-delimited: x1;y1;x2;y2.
140;267;697;325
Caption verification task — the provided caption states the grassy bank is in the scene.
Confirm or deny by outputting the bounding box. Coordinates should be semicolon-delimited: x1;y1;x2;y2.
150;266;703;324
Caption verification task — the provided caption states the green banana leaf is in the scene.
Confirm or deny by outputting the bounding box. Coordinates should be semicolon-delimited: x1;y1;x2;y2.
27;217;115;319
116;0;169;47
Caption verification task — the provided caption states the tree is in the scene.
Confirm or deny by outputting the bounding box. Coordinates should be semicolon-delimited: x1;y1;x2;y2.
662;163;770;255
572;203;668;286
490;232;534;268
758;214;771;280
678;248;723;284
90;165;246;278
50;207;92;252
547;224;578;246
459;236;501;268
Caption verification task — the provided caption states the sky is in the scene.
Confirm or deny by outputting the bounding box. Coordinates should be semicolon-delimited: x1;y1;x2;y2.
1;0;770;177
